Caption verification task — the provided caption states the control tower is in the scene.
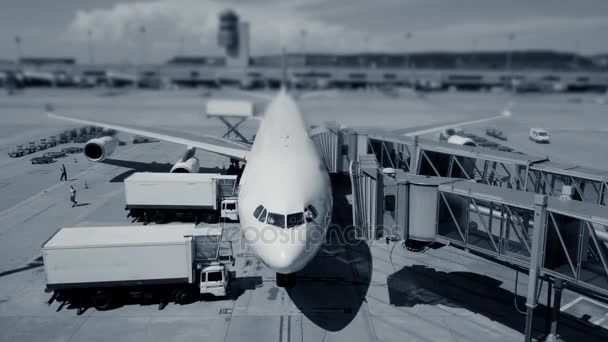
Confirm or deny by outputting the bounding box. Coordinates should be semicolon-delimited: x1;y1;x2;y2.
217;10;250;68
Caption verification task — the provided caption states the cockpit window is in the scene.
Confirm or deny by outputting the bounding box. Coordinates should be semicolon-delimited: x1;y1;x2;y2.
257;208;267;223
253;205;264;218
267;213;285;228
305;205;318;223
286;213;305;228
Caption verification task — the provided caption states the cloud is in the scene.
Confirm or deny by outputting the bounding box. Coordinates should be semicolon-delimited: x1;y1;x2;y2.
64;0;608;56
65;0;367;53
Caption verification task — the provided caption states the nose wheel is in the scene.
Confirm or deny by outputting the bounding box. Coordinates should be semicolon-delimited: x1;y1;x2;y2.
276;273;296;288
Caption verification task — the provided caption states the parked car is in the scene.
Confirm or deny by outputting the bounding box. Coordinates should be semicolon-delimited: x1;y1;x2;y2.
31;156;54;164
529;128;550;143
497;146;514;152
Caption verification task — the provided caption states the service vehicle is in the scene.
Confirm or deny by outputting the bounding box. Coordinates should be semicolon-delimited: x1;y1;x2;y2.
31;156;54;164
43;225;235;314
48;136;58;147
529;128;550;143
124;173;239;224
8;145;25;158
37;138;49;150
131;135;151;144
26;141;37;153
485;128;507;140
62;146;83;154
43;151;67;158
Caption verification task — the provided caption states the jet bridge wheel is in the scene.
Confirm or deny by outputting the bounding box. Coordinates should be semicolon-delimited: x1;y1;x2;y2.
276;273;296;288
404;239;428;252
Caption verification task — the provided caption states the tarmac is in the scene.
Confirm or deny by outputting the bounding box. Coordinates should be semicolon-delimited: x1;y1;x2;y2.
1;88;607;341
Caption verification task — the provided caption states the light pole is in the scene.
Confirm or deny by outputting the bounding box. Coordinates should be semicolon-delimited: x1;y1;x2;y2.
87;30;95;65
506;33;515;91
573;39;580;70
471;38;478;67
14;35;22;66
404;32;412;87
300;29;307;55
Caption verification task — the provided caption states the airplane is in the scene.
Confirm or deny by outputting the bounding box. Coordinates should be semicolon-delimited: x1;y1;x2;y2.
47;86;509;287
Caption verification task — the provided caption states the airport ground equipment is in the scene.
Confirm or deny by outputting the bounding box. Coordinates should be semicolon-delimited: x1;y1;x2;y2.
61;146;83;154
43;151;66;158
30;156;54;164
124;172;239;224
37;138;49;150
43;224;235;314
8;145;25;158
26;141;37;154
205;99;258;144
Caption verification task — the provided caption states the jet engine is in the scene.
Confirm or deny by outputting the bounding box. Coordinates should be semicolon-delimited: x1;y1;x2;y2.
447;135;477;146
170;147;199;173
84;136;119;161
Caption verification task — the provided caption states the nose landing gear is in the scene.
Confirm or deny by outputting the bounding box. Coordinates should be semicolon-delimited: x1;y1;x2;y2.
276;273;296;288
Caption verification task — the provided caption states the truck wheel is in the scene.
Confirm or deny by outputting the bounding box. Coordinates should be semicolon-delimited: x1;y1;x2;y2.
175;289;192;305
153;211;166;224
92;291;113;311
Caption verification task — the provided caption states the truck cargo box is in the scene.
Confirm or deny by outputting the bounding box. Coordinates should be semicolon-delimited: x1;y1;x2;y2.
42;224;215;289
124;173;220;209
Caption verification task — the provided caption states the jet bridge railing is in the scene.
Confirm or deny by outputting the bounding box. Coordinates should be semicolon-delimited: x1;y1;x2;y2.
354;130;608;207
437;181;608;299
524;162;608;206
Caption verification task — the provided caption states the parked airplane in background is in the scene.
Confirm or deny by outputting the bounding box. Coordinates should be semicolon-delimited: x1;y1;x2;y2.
48;87;509;287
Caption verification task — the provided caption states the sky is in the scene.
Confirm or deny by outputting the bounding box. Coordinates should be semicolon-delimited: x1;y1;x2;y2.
0;0;607;63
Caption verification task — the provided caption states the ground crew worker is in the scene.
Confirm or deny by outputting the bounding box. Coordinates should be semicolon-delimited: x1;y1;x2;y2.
60;164;67;181
69;185;77;207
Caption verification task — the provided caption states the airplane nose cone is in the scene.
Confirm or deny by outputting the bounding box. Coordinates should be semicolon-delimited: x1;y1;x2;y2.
261;244;306;274
248;225;321;274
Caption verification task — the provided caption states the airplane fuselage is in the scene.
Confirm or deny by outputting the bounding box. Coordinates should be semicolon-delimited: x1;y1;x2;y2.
237;91;332;274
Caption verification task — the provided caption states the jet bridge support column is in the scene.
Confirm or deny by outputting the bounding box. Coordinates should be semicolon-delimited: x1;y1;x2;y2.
524;194;548;342
545;279;565;342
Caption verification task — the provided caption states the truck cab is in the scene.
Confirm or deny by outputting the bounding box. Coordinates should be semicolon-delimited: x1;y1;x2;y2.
221;198;239;221
198;264;230;297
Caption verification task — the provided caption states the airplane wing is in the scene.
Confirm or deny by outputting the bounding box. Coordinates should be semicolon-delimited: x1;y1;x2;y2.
403;104;512;137
47;111;250;161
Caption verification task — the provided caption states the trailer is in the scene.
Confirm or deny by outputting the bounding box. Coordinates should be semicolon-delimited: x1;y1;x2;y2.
43;224;235;314
124;172;239;224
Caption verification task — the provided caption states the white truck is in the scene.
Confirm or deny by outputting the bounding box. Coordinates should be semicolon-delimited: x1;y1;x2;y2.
43;224;235;314
124;172;239;224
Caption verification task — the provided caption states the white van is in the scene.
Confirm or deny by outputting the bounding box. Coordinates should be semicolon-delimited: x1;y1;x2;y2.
529;128;550;143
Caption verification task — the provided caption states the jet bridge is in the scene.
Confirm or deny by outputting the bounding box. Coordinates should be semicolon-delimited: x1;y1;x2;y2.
311;126;608;207
348;160;608;341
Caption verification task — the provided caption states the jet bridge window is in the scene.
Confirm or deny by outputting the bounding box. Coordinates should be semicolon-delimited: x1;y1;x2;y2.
286;213;305;228
267;213;286;228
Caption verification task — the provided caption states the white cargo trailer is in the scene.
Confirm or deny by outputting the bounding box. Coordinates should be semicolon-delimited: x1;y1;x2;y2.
43;224;234;314
124;172;239;224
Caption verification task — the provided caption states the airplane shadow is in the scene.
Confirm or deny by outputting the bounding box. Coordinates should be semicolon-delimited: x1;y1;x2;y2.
387;265;608;341
102;159;225;182
287;173;372;332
